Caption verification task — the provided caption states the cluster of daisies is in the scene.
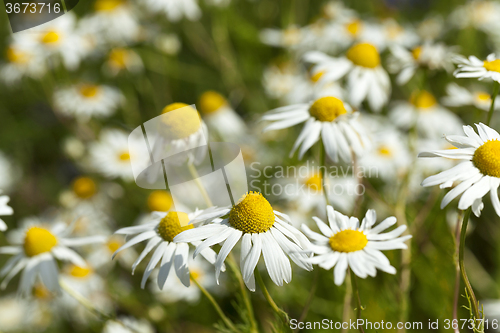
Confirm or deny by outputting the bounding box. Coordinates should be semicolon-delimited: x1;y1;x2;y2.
3;0;500;332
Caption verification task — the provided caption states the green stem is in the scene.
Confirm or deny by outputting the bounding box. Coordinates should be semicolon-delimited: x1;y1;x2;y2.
341;268;352;333
350;270;365;333
459;208;481;322
191;273;240;333
254;268;290;324
187;162;213;207
227;255;258;333
486;82;500;126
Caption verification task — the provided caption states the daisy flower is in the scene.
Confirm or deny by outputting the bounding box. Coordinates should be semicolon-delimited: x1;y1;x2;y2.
442;83;500;111
198;91;248;142
418;123;500;217
174;192;313;291
0;193;13;232
13;13;89;70
389;90;463;138
262;61;299;100
454;53;500;83
89;128;149;181
141;0;201;22
301;206;411;285
449;0;500;34
53;83;124;122
0;221;105;295
0;44;46;84
285;70;345;105
260;26;304;51
81;0;140;44
261;96;370;163
305;43;391;111
388;42;456;85
112;210;222;289
103;48;143;76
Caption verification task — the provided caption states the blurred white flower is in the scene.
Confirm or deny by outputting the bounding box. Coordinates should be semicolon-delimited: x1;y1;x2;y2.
305;43;391;111
442;83;500;111
142;0;201;22
103;317;155;333
389;90;463;138
0;193;13;232
53;83;124;121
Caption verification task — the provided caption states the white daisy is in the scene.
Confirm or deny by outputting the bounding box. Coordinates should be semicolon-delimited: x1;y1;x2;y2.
260;26;304;51
103;48;143;76
442;83;500;111
88;128;149;181
389;90;463;138
418;123;500;217
198;91;248;142
0;294;46;332
449;0;500;34
80;0;141;44
388;42;456;85
13;13;89;70
87;235;136;269
285;70;345;105
141;0;201;22
0;193;13;232
261;96;370;163
262;62;300;100
301;206;411;285
174;192;313;291
112;210;222;289
0;44;46;84
150;257;216;304
0;221;105;296
416;15;445;41
53;83;124;121
305;43;391;111
454;53;500;83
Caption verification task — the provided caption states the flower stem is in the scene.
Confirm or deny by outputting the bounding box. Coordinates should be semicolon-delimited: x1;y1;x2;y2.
459;208;481;321
293;269;319;333
254;268;290;324
350;270;366;333
187;161;213;207
452;211;463;333
486;82;500;126
227;254;258;333
341;268;352;333
191;273;241;333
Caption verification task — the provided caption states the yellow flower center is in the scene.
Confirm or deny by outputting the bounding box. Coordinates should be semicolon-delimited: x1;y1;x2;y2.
95;0;124;11
161;103;202;138
41;31;60;44
190;268;202;281
157;212;193;242
229;192;275;234
410;90;437;109
109;48;128;69
69;265;92;278
79;84;100;98
345;19;362;36
378;145;392;157
476;92;491;102
346;43;380;68
107;239;122;253
305;174;322;192
119;152;130;161
147;190;173;212
329;229;368;253
484;59;500;73
198;91;227;115
309;96;347;122
33;284;52;300
6;47;29;64
283;27;301;46
310;71;324;83
72;176;97;199
472;140;500;177
24;227;57;257
412;46;422;60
